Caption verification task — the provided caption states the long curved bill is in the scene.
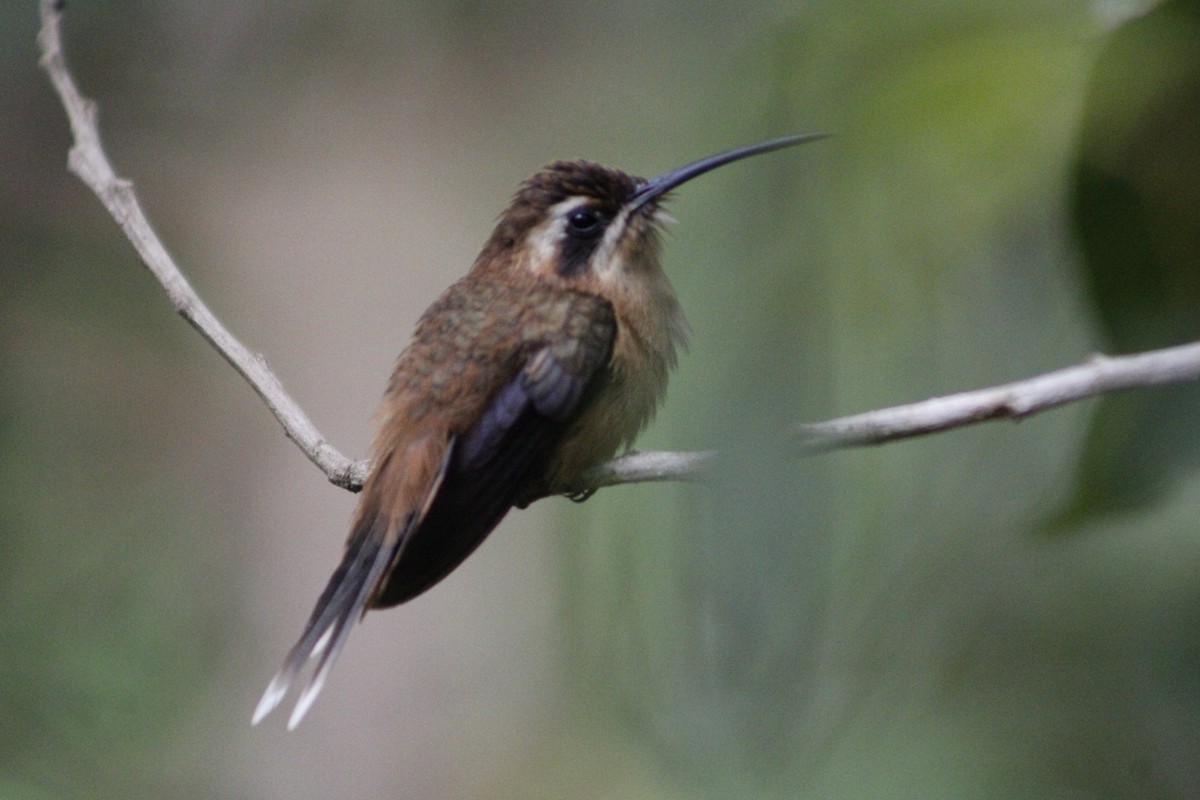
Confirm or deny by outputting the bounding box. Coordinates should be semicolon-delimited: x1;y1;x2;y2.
627;132;829;212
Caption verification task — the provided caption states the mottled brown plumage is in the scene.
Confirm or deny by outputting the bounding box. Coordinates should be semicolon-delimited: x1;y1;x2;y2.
253;134;825;728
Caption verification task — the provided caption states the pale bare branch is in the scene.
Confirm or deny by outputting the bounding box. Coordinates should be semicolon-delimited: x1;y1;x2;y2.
794;343;1200;453
38;1;1200;501
554;341;1200;490
37;0;365;491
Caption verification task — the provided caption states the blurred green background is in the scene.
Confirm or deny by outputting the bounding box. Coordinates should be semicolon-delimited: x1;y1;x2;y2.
3;1;1200;797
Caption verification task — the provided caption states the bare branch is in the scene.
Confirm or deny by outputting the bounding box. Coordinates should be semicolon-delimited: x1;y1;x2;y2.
38;2;1200;500
794;342;1200;453
37;1;365;491
570;450;716;492
544;341;1200;491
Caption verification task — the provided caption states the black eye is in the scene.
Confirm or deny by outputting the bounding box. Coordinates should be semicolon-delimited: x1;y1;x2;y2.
566;207;603;237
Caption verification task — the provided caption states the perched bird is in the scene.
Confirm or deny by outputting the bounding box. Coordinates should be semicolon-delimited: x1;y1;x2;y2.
253;133;825;728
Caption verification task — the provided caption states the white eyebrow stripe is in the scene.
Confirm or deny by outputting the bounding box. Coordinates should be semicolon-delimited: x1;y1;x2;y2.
523;196;590;272
530;194;643;278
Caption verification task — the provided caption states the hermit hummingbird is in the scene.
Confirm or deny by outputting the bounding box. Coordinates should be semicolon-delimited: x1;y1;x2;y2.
253;133;826;728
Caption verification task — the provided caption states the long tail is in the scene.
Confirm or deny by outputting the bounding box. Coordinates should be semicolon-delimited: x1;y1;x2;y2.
251;509;401;729
252;440;454;729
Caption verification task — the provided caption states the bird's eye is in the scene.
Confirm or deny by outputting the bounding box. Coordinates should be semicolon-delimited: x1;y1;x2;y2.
566;207;602;237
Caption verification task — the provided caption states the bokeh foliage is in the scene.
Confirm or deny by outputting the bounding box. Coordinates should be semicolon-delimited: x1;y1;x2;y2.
556;2;1200;798
3;1;1199;798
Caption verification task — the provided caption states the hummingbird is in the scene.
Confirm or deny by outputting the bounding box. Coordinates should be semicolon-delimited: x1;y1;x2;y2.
252;133;826;728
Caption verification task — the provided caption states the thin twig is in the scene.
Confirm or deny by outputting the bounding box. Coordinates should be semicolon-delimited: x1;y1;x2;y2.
794;344;1200;452
37;0;364;491
548;343;1200;493
38;2;1200;499
569;450;716;492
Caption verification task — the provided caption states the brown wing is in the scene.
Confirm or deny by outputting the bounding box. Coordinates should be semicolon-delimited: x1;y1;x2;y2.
371;339;609;607
253;277;614;728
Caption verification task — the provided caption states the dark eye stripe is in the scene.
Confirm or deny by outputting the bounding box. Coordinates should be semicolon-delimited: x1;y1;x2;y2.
556;205;607;277
557;231;598;276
